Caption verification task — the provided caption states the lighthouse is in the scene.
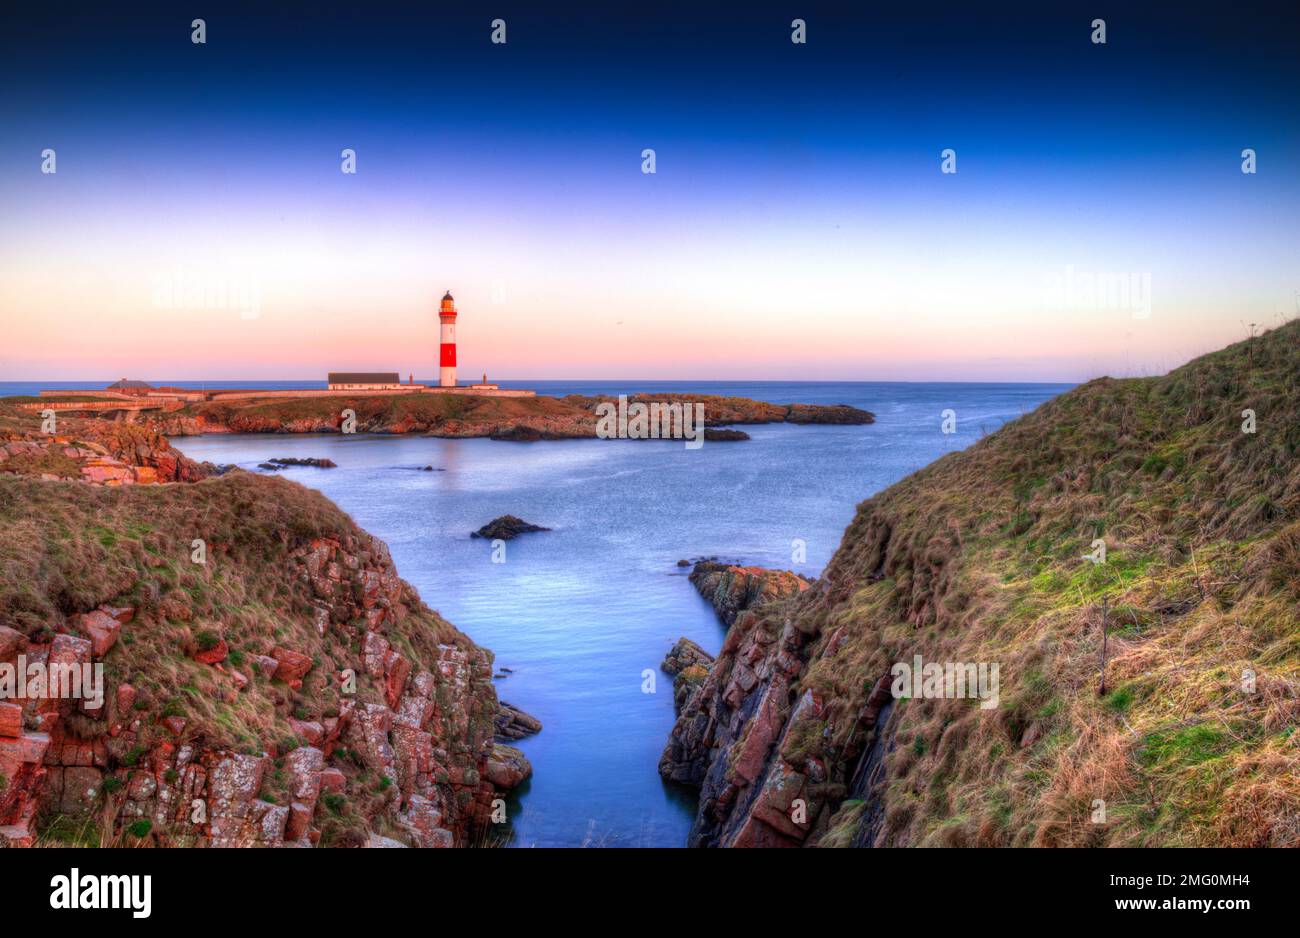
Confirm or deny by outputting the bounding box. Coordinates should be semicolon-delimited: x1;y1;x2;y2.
438;291;457;387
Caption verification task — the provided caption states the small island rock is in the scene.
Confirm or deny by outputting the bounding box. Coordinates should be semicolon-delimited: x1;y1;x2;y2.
471;515;551;540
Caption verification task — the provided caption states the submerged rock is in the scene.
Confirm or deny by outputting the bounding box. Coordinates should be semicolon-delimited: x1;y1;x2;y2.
268;457;337;468
495;701;543;740
702;428;750;441
488;425;575;442
471;515;551;540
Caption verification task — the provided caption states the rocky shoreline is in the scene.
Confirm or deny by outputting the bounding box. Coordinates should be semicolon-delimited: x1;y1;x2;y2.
659;322;1300;848
114;391;873;441
659;561;813;795
0;403;532;849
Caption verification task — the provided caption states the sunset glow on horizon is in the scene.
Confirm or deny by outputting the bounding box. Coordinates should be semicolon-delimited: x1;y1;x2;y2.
3;4;1297;384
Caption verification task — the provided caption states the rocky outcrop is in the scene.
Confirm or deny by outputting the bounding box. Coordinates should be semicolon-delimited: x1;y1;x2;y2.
688;562;810;626
485;745;532;791
659;563;812;805
494;701;542;741
471;515;550;540
266;457;337;468
661;637;714;677
566;394;874;428
660;638;715;713
0;412;529;849
0;430;210;486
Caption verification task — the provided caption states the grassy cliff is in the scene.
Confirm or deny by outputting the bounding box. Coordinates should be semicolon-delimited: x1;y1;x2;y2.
0;407;523;848
665;320;1300;847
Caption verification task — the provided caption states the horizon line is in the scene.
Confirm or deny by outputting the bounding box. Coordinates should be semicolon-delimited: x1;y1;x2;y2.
3;376;1086;388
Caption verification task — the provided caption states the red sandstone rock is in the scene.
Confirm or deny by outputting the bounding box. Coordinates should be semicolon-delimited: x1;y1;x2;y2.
79;457;135;485
284;746;325;806
127;770;157;802
485;744;532;791
288;718;324;746
362;631;389;679
383;650;411;709
399;794;453;848
350;703;396;780
0;703;23;738
688;562;811;626
286;801;313;841
410;669;435;699
391;722;434;796
271;646;312;686
193;638;228;665
0;626;28;664
394;694;434;731
161;716;187;736
58;766;103;812
43;635;92;715
319;767;346;793
0;732;50;778
76;610;121;657
208;752;268;807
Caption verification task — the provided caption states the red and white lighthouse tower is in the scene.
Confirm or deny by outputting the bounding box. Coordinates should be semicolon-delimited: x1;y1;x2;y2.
438;291;457;387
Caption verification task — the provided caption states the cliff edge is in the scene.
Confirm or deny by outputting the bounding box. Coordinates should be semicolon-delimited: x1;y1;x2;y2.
0;406;527;847
663;321;1300;847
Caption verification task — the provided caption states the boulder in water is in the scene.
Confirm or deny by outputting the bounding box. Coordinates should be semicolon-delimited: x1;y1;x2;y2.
471;515;551;540
268;457;337;468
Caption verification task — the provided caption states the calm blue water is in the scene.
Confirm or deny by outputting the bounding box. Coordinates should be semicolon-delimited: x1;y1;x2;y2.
15;379;1068;846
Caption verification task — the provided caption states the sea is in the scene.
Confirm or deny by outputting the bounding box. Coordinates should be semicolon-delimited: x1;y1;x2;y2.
1;378;1070;846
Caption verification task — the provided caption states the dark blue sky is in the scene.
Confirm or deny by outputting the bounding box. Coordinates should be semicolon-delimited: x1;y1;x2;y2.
5;3;1298;147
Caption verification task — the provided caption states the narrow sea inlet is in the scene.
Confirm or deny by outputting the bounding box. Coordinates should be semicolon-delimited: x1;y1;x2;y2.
171;381;1066;846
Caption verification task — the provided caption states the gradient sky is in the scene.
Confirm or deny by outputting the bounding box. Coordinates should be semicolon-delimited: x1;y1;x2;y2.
2;1;1298;382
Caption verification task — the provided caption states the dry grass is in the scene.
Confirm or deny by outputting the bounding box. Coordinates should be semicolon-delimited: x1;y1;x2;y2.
0;470;487;764
794;321;1300;846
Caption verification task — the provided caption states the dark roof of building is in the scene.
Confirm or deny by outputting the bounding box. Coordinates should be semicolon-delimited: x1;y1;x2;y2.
327;372;401;384
106;379;153;389
442;291;454;302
